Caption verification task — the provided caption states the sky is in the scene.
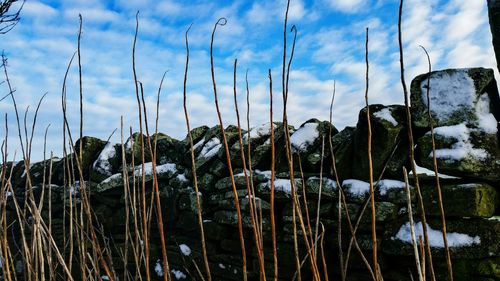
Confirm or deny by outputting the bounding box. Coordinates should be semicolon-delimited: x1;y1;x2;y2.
0;0;498;161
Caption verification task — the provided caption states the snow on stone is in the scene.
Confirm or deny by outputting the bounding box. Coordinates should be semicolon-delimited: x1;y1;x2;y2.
21;163;34;178
101;276;110;281
192;138;205;151
218;263;226;269
155;260;164;277
273;179;293;194
171;269;187;279
429;124;488;161
93;142;116;176
134;162;177;177
475;93;498;134
179;244;191;256
290;123;319;152
410;162;459;179
102;173;122;184
421;69;476;121
197;138;222;160
373;108;398;126
244;122;272;140
176;174;188;182
395;222;480;248
308;176;337;190
377;179;407;196
343;179;370;196
255;170;272;179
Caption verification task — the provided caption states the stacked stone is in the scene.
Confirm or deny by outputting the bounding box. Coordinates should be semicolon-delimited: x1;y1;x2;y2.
2;68;499;281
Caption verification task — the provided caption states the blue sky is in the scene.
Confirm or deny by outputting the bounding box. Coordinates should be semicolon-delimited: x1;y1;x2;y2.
0;0;497;160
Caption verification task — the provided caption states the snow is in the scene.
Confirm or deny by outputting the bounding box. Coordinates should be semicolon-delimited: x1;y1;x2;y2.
101;276;109;280
21;163;34;178
410;162;459;179
255;170;272;179
134;162;177;177
421;69;476;122
101;173;121;184
93;142;116;176
429;124;488;161
475;93;498;134
192;138;205;150
308;176;337;190
176;174;188;182
395;222;480;248
197;138;222;160
5;191;12;198
171;269;187;279
179;244;191;256
290;122;319;152
244;122;272;140
155;260;164;277
218;263;226;269
343;179;370;196
373;108;398;126
377;179;407;196
273;179;293;194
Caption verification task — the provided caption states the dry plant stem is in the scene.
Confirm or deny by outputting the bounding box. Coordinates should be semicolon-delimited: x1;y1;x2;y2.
328;82;346;281
297;156;314;246
398;2;436;280
268;69;278;281
78;14;83;166
61;51;114;280
245;71;261;244
183;24;212;281
139;80;171;281
210;17;248;281
313;137;325;257
364;27;379;281
232;59;267;281
131;12;151;280
319;224;329;281
403;168;424;281
120;117;130;281
280;9;320;279
420;45;453;281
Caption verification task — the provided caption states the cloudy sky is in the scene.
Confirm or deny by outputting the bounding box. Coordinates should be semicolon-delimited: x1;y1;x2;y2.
0;0;497;160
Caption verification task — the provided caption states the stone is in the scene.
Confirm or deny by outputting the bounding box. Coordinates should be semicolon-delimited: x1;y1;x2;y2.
384;218;500;259
416;126;500;182
304;176;338;200
331;126;356;180
477;257;500;279
421;182;497;218
488;0;500;74
410;68;500;129
74;136;107;178
351;104;408;181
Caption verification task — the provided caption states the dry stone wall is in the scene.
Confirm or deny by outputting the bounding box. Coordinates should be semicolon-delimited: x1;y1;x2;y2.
2;68;500;280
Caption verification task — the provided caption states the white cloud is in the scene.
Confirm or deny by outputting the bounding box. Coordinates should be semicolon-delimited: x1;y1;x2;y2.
327;0;366;13
23;1;58;18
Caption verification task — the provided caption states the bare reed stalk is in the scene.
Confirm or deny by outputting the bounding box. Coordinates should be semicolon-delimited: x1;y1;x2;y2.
182;24;212;281
420;45;453;281
313;137;325;257
327;82;346;281
398;2;436;280
363;27;379;281
268;69;278;281
139;78;171;281
280;5;320;278
319;224;329;281
232;59;267;280
120;116;130;281
61;50;115;280
210;17;248;281
403;167;424;281
131;12;151;280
